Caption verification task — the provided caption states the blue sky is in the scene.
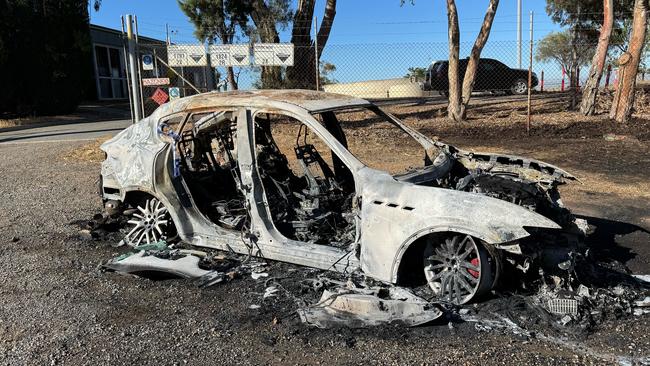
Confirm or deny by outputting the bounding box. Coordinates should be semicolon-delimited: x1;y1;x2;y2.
90;1;562;44
90;1;567;88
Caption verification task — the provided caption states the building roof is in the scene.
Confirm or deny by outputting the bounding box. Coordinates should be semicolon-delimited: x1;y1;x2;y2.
89;23;166;45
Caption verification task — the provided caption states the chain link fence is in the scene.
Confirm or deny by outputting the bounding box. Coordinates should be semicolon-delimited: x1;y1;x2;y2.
127;38;635;119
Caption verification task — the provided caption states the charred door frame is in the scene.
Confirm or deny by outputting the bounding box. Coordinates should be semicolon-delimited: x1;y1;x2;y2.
236;108;360;272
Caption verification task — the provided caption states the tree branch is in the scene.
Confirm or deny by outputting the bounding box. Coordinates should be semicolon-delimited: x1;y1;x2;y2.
316;0;337;59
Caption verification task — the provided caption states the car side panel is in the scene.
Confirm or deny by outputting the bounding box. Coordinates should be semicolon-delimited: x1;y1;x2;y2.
356;168;561;283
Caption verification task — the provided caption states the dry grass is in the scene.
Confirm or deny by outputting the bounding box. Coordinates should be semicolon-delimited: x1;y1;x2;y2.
0;115;84;129
61;135;112;163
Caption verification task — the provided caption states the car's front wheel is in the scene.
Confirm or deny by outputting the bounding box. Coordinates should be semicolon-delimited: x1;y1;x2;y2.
510;79;528;95
423;234;494;304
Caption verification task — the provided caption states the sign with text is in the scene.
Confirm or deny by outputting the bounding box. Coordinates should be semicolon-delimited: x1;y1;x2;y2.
253;43;294;66
167;44;207;67
142;78;170;86
209;44;250;67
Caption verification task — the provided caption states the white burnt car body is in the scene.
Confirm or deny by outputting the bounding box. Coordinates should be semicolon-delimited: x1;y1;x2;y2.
100;90;583;304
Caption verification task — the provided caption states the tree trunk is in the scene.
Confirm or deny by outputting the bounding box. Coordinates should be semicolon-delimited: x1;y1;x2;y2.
250;0;283;88
218;31;239;91
610;0;647;123
316;0;336;59
286;0;315;88
226;66;238;90
580;0;613;115
285;0;336;89
459;0;499;119
446;0;462;122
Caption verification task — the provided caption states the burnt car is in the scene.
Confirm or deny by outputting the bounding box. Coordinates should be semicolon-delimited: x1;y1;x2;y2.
425;58;538;95
99;90;585;304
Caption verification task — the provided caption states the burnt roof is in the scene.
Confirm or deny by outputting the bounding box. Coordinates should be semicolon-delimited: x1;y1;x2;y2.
176;89;372;113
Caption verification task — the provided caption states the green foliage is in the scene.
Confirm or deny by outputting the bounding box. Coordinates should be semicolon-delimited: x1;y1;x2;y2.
0;0;94;117
178;0;248;43
179;0;292;43
320;61;337;85
404;67;427;81
545;0;635;42
535;31;593;71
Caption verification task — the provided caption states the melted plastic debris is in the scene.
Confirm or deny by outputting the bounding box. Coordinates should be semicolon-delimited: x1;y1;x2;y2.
297;286;444;328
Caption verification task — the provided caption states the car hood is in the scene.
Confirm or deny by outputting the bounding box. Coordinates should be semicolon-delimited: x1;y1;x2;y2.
436;141;575;185
360;168;561;244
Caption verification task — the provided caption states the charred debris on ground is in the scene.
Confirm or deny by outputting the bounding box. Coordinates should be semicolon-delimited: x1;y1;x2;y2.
80;211;649;338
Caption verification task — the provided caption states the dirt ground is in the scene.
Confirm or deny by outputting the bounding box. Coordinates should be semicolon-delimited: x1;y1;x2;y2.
1;96;649;365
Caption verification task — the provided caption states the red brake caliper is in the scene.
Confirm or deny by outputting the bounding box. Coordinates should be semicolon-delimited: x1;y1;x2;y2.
467;258;480;278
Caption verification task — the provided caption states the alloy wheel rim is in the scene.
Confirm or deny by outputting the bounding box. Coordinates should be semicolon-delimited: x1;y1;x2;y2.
515;81;527;94
423;235;485;304
124;198;170;246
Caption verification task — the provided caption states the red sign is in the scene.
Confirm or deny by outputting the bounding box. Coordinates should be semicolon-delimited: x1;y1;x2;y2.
151;88;169;105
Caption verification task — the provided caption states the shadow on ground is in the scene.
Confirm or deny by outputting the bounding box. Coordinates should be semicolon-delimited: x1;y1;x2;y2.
579;214;650;268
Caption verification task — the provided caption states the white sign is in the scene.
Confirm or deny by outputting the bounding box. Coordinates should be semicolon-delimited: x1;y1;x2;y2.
209;44;250;67
167;44;207;67
169;87;180;100
253;43;294;66
142;78;170;86
142;54;154;70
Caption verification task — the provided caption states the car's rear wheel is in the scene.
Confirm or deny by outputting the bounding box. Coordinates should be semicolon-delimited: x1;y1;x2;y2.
423;234;494;304
123;197;173;246
510;79;528;95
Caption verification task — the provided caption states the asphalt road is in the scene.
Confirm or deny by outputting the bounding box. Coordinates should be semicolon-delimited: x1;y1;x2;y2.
0;119;131;144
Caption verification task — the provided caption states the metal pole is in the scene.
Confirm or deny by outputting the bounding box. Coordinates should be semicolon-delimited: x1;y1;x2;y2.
205;41;215;91
181;66;186;96
153;48;159;78
517;0;522;68
166;23;170;45
314;16;320;91
527;11;533;135
134;15;145;118
121;16;135;123
125;14;142;122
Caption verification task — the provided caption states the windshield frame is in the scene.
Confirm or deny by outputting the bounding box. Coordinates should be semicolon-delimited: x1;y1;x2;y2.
311;105;439;172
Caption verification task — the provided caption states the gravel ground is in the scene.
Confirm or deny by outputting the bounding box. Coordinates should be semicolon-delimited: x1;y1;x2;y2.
0;140;648;366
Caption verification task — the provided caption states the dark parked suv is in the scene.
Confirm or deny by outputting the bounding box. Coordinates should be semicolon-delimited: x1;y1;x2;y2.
425;58;537;95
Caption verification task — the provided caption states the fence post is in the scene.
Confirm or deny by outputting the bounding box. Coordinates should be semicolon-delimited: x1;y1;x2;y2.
314;16;320;91
205;41;215;91
134;15;145;119
540;70;544;92
527;11;533;135
605;64;611;89
121;16;135;123
561;67;565;91
125;14;142;122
